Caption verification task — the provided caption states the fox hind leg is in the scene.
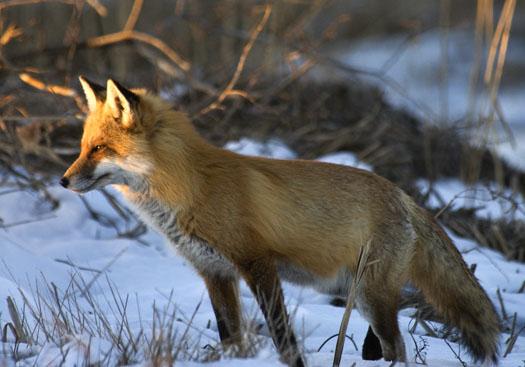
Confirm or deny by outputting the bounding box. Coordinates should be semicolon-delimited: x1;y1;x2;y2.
362;325;383;360
356;258;408;362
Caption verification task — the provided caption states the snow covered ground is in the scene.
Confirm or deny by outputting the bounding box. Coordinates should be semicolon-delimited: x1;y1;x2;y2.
1;139;524;366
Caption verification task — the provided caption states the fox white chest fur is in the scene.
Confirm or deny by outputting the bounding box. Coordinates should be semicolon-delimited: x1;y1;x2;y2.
125;189;237;279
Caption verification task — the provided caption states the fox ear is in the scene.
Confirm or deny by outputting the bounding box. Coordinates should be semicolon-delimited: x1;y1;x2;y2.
106;79;140;129
79;76;105;112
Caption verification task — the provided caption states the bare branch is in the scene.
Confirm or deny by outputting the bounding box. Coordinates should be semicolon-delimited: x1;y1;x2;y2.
87;30;190;72
19;73;77;98
200;4;272;114
123;0;143;31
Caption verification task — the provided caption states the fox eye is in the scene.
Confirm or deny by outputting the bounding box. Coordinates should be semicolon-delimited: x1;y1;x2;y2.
90;144;105;154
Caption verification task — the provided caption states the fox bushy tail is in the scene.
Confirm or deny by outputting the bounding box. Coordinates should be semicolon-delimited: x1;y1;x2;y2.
408;205;500;364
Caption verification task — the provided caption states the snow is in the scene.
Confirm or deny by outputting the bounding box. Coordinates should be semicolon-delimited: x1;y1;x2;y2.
416;178;525;221
1;139;524;366
328;30;525;169
224;138;297;160
317;151;373;172
333;31;525;126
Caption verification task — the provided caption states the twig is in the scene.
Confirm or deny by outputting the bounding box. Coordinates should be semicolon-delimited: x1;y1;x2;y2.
224;5;272;95
123;0;143;31
496;288;508;320
505;312;516;341
317;333;358;352
78;195;120;231
99;188;134;222
503;323;525;358
416;316;438;338
200;4;272;114
433;187;491;219
173;296;203;361
54;258;102;274
408;330;428;365
443;338;467;367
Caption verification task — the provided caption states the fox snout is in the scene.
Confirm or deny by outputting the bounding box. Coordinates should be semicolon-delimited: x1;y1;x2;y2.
61;157;109;193
61;159;92;193
59;176;70;188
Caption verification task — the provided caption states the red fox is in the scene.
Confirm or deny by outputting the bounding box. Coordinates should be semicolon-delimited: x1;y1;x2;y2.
61;77;500;366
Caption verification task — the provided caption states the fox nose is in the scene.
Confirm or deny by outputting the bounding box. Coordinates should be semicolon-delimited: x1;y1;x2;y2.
59;177;70;188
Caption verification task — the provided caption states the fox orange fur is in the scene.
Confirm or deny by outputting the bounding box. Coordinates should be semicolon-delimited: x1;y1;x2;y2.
62;77;501;366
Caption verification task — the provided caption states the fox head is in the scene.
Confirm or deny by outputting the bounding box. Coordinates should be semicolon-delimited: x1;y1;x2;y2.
61;77;154;193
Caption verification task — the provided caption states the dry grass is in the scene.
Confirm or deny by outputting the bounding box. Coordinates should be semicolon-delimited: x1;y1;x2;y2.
0;273;266;366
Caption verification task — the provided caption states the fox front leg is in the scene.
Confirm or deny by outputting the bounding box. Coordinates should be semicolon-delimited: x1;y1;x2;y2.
238;258;305;367
202;274;244;350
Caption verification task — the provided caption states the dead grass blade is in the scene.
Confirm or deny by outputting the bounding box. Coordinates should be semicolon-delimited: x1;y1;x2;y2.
482;0;516;134
6;296;29;343
332;239;376;367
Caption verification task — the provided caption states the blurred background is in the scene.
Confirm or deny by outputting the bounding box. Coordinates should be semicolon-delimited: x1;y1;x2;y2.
1;1;524;165
1;1;524;256
1;1;525;364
